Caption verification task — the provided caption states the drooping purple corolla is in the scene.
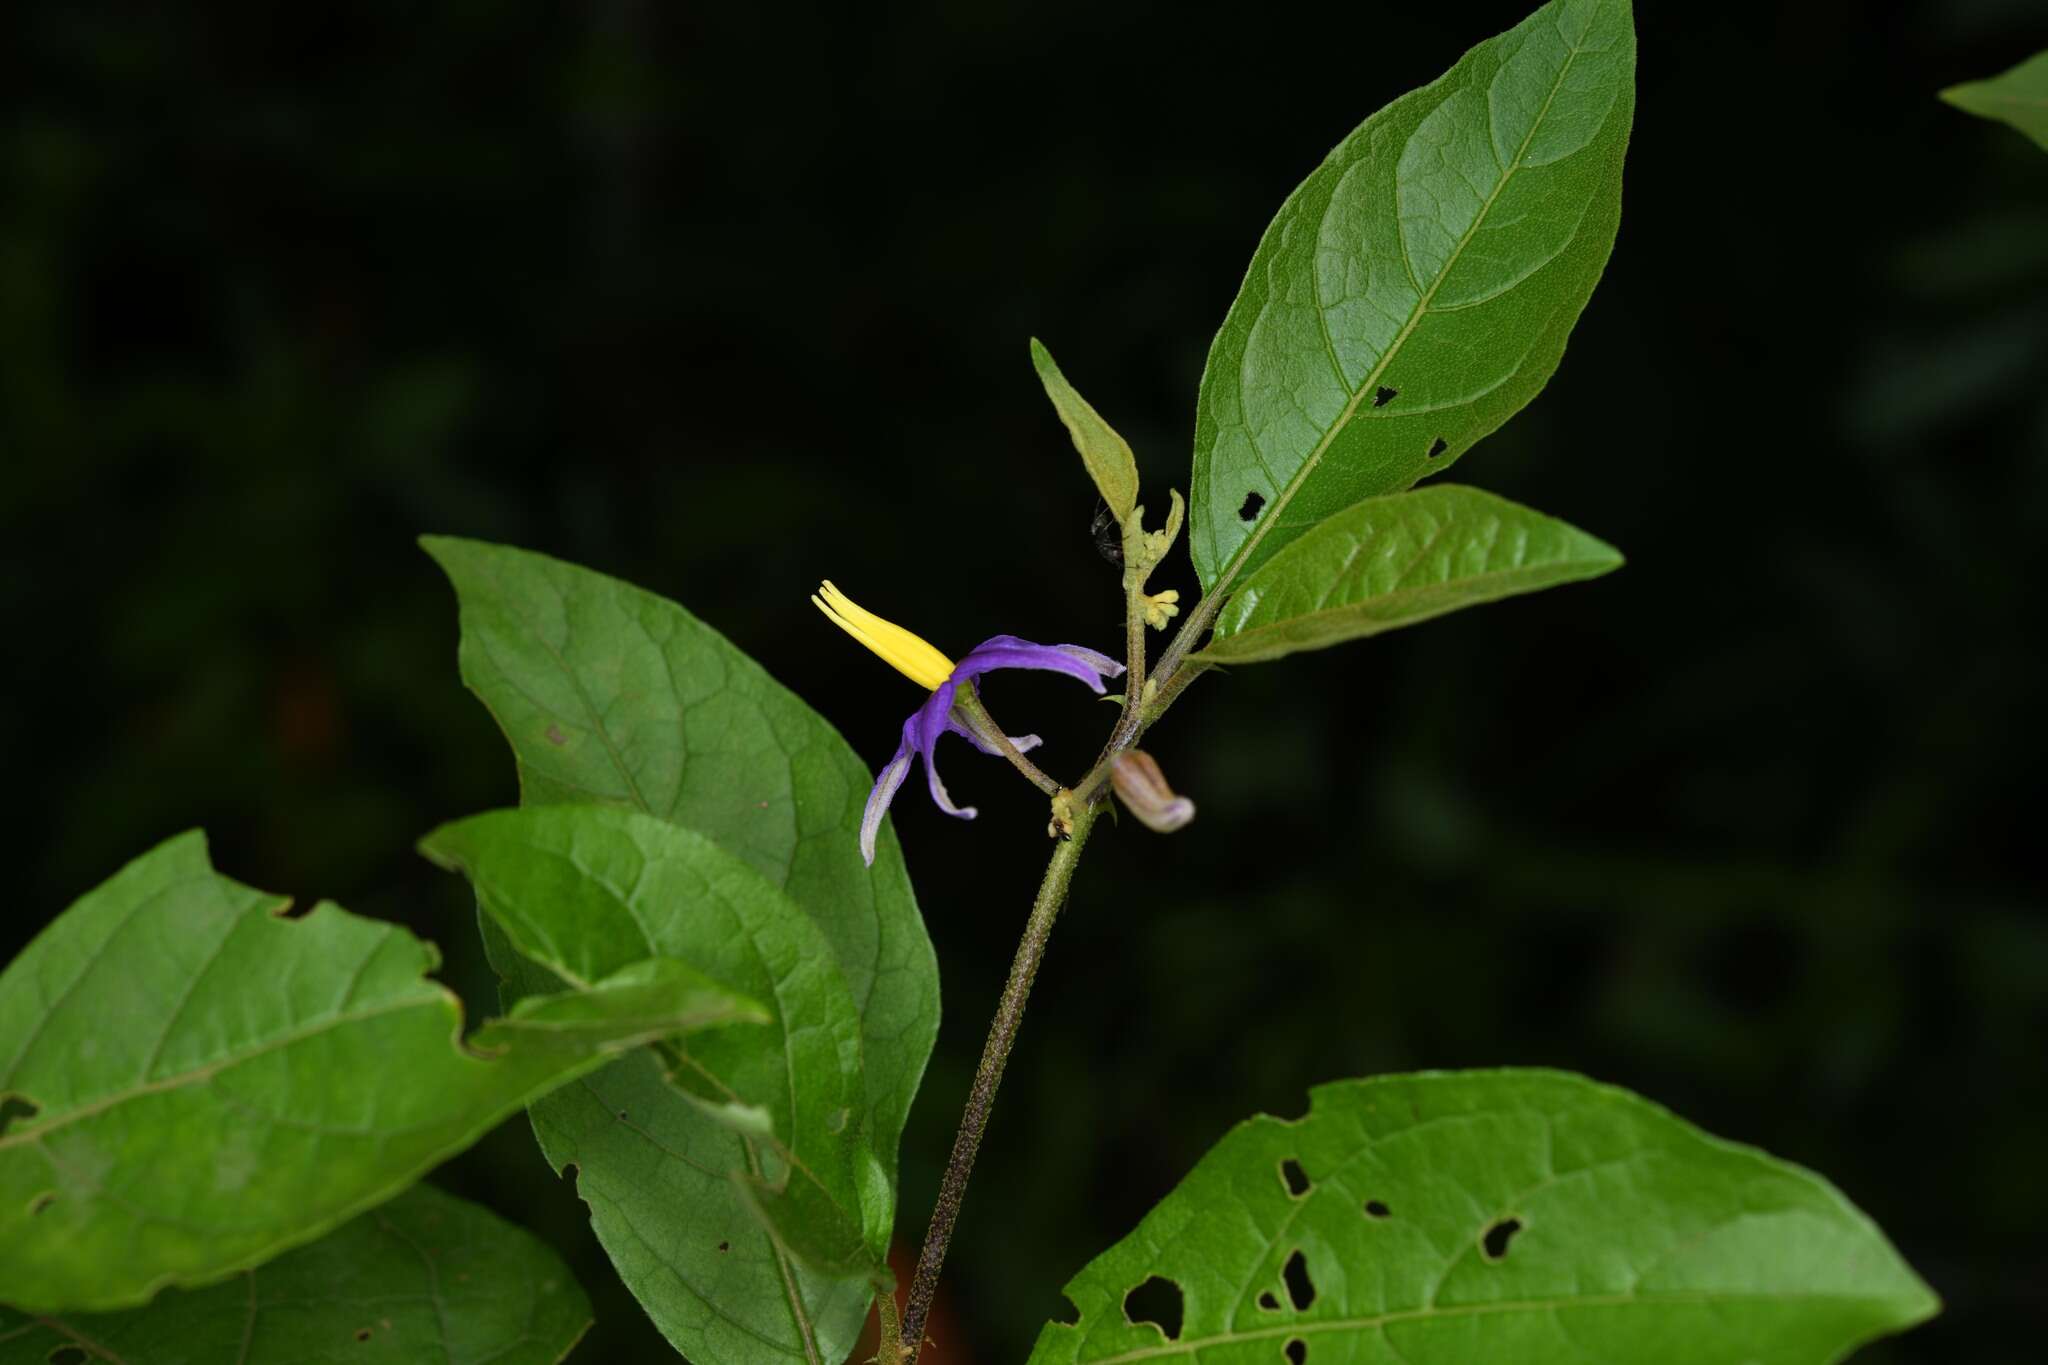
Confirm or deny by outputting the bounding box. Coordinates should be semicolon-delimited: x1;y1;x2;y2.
812;581;1124;864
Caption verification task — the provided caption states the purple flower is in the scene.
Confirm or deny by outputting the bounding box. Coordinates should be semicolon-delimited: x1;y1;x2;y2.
813;583;1124;864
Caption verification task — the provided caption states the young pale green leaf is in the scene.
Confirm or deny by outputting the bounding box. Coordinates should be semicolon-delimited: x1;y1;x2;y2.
1028;1070;1939;1365
1199;485;1620;664
0;1183;590;1365
1033;337;1140;523
0;832;757;1314
1940;50;2048;151
423;805;884;1362
420;536;937;1189
1189;0;1635;593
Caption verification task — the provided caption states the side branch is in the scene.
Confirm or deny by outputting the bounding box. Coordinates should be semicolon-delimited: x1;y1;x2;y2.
1073;582;1222;805
952;686;1062;797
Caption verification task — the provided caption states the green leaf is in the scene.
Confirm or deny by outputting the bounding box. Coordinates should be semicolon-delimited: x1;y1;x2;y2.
1028;1070;1939;1365
0;1183;590;1365
1188;0;1635;593
419;536;936;1177
1033;337;1141;523
0;831;757;1313
1940;50;2048;151
420;804;882;1283
424;804;885;1360
421;537;939;1361
549;1046;882;1364
1199;485;1620;664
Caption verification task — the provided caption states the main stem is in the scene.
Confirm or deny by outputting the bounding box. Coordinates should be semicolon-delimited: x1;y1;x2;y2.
893;800;1100;1362
889;499;1224;1359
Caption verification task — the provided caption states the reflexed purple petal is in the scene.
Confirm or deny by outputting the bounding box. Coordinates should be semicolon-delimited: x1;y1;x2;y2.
853;631;1129;858
859;719;918;866
914;683;976;820
968;636;1124;678
954;637;1124;693
1052;643;1125;677
947;714;1043;756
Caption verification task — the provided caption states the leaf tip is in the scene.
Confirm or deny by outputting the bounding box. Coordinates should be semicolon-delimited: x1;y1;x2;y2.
413;820;466;874
1029;337;1063;385
417;533;501;578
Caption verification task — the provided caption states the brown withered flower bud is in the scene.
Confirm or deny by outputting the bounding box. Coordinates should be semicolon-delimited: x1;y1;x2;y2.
1110;750;1196;833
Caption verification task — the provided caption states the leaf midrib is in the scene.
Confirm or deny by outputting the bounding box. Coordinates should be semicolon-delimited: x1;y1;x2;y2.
1215;557;1612;654
1953;89;2048;112
0;995;434;1150
1081;1288;1923;1364
747;1138;826;1365
1209;29;1594;598
577;1082;825;1360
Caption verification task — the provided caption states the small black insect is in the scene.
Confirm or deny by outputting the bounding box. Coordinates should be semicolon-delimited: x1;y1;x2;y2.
1090;502;1123;565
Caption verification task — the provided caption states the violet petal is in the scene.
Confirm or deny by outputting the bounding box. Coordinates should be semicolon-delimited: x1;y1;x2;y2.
857;631;1126;857
915;683;977;820
954;637;1124;693
946;713;1044;757
1052;643;1125;677
859;717;918;866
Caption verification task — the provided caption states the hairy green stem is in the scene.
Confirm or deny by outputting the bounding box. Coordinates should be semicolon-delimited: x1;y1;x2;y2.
895;517;1222;1356
897;801;1100;1363
1073;587;1222;805
1120;518;1153;703
1122;589;1149;702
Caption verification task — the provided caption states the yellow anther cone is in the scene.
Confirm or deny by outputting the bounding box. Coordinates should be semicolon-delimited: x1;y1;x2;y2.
813;581;957;691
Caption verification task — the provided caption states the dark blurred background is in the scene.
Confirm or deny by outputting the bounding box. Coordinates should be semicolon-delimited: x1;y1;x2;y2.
5;0;2044;1360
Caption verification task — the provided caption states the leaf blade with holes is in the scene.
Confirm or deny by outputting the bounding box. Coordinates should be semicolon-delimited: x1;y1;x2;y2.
1027;1070;1938;1365
1033;338;1141;523
0;1184;589;1365
0;832;761;1313
1940;49;2048;151
1188;0;1635;592
1198;485;1620;664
